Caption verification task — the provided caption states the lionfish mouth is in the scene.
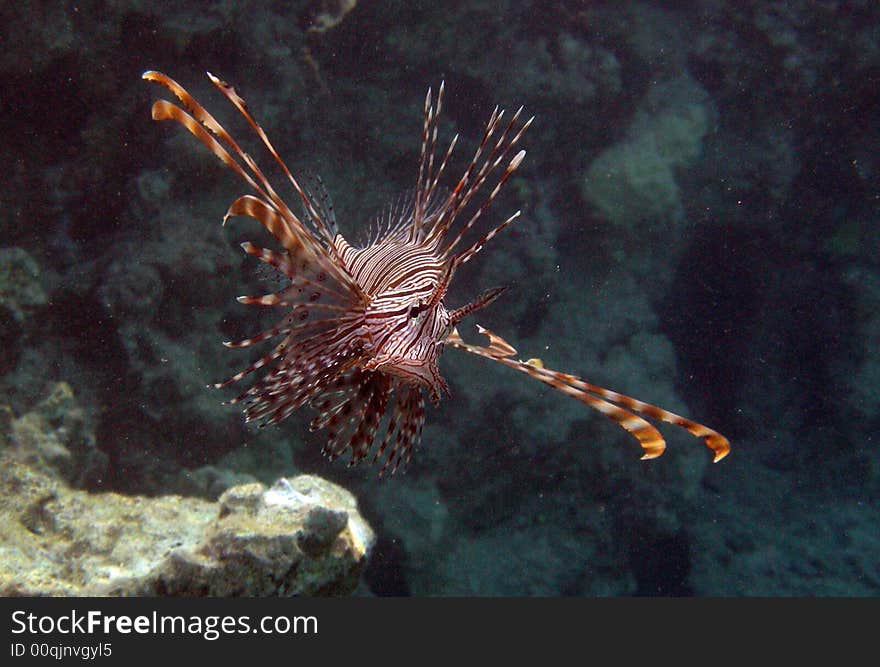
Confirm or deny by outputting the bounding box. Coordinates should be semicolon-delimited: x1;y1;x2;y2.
143;70;730;476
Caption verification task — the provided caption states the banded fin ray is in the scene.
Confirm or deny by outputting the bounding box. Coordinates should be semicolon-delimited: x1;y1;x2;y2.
143;70;364;302
447;326;731;462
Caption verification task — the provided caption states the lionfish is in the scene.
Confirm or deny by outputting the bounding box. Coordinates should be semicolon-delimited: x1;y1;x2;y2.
143;71;730;476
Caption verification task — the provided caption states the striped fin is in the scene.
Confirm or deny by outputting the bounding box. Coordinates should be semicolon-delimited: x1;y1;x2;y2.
236;354;334;419
351;379;393;464
240;241;296;278
413;84;438;235
375;385;425;477
239;241;355;305
223;314;342;350
413;82;457;241
423;135;458;224
147;98;266;196
222;304;348;346
144;71;291;222
235;293;349;309
453;208;522;268
225;195;303;254
425;105;503;245
540;367;731;463
427;102;532;250
205;72;339;248
226;196;360;297
311;370;392;466
448;326;730;462
371;404;399;469
443;128;531;257
211;341;288;389
367;190;416;245
229;325;365;420
221;305;340;355
221;326;287;349
447;324;517;358
144;71;365;302
363;185;451;248
302;173;339;238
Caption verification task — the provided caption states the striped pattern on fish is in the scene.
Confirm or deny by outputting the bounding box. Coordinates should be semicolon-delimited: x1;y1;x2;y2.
143;71;730;475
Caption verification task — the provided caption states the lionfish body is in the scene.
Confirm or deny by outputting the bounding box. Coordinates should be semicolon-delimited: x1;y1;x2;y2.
144;71;730;475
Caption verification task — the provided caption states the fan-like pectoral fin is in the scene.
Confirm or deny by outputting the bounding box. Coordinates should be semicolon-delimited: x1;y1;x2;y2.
147;99;266;195
227;197;363;302
226;195;305;254
206;72;338;246
448;325;730;462
145;71;366;303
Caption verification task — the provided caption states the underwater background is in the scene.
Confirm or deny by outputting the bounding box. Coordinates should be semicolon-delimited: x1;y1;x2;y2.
0;0;877;596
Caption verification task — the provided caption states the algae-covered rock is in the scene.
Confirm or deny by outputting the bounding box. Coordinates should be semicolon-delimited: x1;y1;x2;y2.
582;77;711;230
5;382;107;488
0;247;47;323
0;247;47;375
174;464;261;500
0;457;375;596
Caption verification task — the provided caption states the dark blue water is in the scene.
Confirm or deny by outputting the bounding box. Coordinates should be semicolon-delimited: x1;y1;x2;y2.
0;0;877;596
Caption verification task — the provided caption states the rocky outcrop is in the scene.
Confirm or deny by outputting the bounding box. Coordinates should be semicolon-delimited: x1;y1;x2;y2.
0;459;374;596
0;387;373;596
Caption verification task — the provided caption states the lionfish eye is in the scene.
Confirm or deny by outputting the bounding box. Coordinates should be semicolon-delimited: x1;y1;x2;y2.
409;303;424;319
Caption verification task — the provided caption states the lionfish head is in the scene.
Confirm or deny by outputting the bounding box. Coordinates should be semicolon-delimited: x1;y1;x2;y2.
360;245;454;403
